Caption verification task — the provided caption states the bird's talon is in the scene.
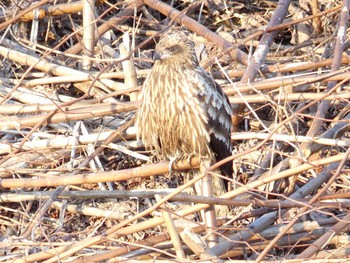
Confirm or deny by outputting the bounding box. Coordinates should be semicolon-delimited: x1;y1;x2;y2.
168;156;178;174
187;153;196;166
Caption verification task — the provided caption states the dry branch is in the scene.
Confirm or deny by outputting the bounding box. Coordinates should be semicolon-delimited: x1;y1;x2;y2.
0;43;124;92
0;0;349;261
299;0;350;157
0;0;50;30
0;102;137;130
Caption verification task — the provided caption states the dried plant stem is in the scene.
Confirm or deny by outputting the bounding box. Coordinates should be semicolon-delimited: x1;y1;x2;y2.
82;0;96;70
64;0;144;55
297;213;350;259
0;102;138;130
256;147;350;261
0;0;348;261
229;91;350;103
0;44;122;91
299;0;350;157
207;160;341;257
159;201;186;259
0;0;50;30
232;0;293;128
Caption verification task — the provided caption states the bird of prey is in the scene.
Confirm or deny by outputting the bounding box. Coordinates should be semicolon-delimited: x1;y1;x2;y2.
136;29;232;193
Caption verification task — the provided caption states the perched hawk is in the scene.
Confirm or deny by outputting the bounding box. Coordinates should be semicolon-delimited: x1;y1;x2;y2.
136;30;232;188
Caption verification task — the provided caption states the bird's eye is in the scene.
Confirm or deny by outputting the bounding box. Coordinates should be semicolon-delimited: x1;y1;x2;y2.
166;45;179;52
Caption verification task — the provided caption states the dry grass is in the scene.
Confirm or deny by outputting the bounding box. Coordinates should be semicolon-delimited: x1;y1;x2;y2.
0;0;350;262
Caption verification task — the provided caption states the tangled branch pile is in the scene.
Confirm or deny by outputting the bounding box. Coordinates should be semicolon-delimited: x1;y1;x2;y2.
0;0;349;262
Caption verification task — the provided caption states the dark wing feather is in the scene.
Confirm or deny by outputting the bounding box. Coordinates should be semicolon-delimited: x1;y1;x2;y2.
206;80;233;178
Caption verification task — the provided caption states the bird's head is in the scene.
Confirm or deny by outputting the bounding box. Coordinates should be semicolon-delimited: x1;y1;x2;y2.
153;30;199;67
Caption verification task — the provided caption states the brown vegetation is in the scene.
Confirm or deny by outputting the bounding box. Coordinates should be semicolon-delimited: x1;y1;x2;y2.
0;0;349;262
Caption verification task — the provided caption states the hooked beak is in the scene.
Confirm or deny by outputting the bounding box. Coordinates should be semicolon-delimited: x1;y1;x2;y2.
153;51;162;61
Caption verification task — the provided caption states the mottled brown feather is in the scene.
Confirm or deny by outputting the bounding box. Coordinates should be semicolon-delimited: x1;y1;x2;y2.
136;30;233;180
